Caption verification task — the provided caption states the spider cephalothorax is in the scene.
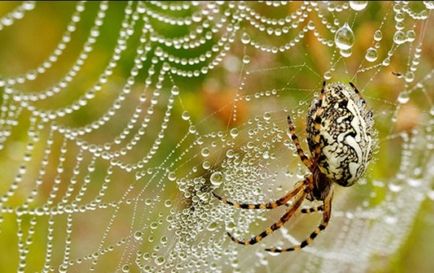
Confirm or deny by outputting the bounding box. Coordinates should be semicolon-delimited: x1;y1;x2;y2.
213;81;376;253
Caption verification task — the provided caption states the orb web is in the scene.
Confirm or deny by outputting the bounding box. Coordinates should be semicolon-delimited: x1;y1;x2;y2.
0;1;433;273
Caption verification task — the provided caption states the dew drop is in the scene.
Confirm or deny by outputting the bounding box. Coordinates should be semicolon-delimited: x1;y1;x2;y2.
242;55;250;64
365;47;378;62
134;231;143;240
164;199;172;207
404;72;415;83
408;179;421;187
121;265;130;272
424;1;434;9
374;30;383;41
262;151;270;160
230;128;239;138
202;160;211;170
335;23;355;50
154;256;165;266
171;86;179;96
349;1;368;11
241;32;251;44
339;48;352;58
263;112;271;121
393;30;406;45
210;171;224;187
207;221;218;231
160;236;168;244
201;147;210;157
167;172;176;181
324;71;332;80
397;91;410;104
406;30;416;42
181;111;190;120
384;216;397;224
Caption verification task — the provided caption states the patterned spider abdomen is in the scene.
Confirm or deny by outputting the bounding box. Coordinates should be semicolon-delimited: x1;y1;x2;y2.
307;82;376;187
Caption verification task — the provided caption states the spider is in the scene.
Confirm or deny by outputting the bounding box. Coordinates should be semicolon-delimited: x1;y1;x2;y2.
213;81;376;253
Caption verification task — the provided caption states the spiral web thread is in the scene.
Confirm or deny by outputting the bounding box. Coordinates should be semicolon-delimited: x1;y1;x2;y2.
0;1;433;272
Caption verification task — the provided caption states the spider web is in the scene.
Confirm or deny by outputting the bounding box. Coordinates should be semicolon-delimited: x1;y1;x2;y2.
0;1;433;273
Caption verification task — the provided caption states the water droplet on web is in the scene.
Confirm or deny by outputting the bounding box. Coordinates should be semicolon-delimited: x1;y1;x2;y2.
335;23;355;50
374;30;383;41
397;91;410;104
262;151;270;160
349;1;368;11
154;256;165;266
164;200;172;207
171;86;179;96
365;47;378;62
393;31;406;45
202;160;211;170
241;32;251;44
121;265;130;272
167;172;176;181
424;1;434;9
384;216;397;224
230;128;239;138
242;55;250;64
406;30;416;42
134;231;143;240
388;182;403;192
181;111;190;120
210;171;223;187
404;72;415;83
207;222;218;231
263;112;271;121
408;179;421;187
340;48;352;58
201;147;210;157
324;71;332;80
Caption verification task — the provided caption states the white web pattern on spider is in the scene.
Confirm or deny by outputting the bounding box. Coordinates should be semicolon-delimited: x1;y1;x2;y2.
0;1;433;273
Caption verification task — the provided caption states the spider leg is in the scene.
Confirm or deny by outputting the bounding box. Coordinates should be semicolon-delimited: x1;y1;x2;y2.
349;82;367;102
312;80;327;158
213;178;306;210
284;203;323;213
300;205;324;214
287;115;312;170
265;186;333;253
349;82;360;94
226;189;307;245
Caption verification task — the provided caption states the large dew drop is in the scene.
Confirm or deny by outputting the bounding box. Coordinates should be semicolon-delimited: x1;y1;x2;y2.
349;1;368;11
335;23;355;50
210;171;224;187
365;47;378;62
393;31;406;45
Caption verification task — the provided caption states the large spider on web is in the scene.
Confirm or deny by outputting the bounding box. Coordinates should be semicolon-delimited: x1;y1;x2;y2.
213;81;376;253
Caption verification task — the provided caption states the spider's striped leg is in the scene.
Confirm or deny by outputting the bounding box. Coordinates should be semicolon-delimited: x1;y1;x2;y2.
265;186;333;253
226;189;307;245
287;115;312;170
300;205;324;214
349;82;360;94
349;82;367;102
312;80;327;158
213;178;307;210
284;203;323;213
